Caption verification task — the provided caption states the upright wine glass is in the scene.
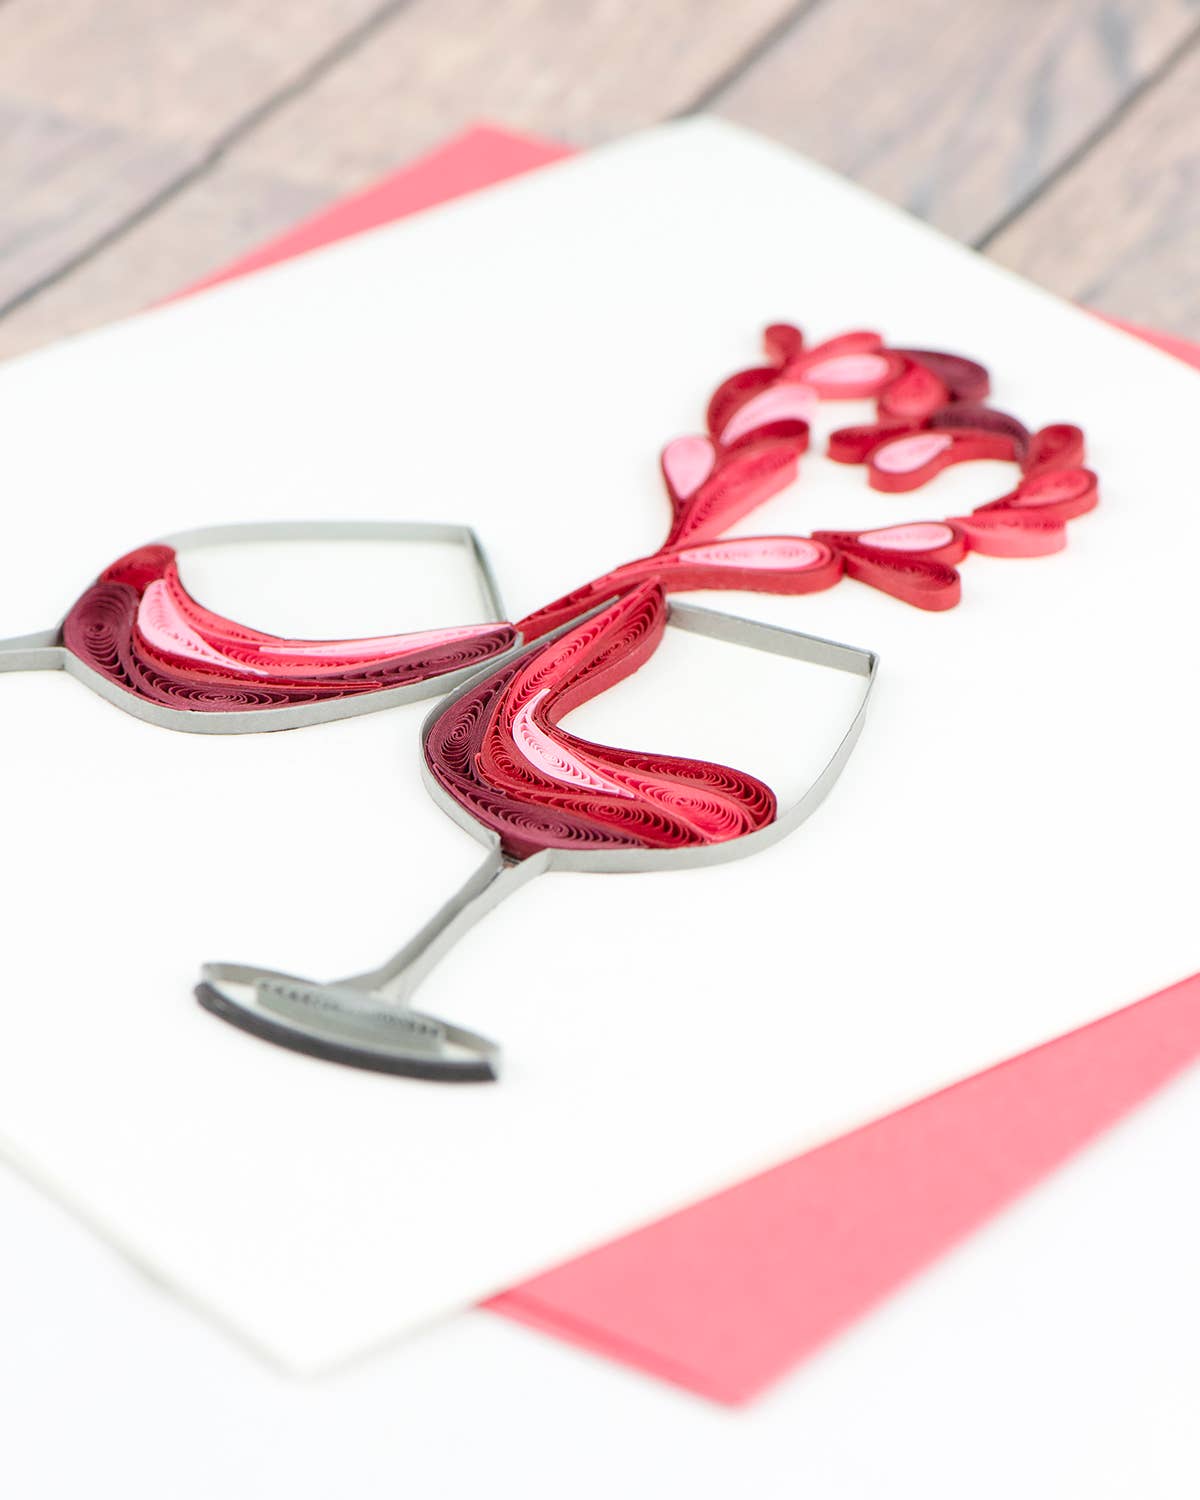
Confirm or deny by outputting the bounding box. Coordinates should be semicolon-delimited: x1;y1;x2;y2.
197;581;876;1080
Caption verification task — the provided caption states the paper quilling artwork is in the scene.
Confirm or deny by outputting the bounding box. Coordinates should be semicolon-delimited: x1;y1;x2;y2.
0;325;1098;1082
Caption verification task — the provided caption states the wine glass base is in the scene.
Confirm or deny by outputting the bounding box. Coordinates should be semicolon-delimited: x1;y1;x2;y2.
195;968;500;1083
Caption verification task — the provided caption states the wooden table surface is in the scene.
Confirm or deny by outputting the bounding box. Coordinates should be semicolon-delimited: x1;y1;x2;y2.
1;0;1197;360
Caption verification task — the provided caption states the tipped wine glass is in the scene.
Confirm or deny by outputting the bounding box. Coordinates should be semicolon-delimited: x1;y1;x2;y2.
0;519;514;731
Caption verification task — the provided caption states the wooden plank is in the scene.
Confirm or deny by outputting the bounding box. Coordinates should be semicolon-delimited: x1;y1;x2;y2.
0;0;385;138
0;0;391;310
715;0;1198;244
0;164;329;356
4;0;1198;358
0;96;194;311
232;0;809;185
0;0;805;358
986;36;1200;340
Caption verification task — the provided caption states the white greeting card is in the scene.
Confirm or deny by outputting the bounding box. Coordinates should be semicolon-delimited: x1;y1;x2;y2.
0;119;1195;1370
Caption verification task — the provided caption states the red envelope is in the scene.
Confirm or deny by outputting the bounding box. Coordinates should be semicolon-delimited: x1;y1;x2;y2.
168;124;1200;1405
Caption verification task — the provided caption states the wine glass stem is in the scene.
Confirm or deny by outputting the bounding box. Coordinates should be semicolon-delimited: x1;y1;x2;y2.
0;628;63;673
334;846;542;1004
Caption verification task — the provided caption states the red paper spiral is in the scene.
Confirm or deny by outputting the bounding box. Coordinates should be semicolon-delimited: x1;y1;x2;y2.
63;545;516;713
426;585;777;858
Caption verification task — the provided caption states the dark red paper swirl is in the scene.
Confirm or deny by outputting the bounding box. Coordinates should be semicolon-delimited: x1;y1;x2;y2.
514;326;1098;639
62;544;516;712
517;535;843;642
427;584;777;858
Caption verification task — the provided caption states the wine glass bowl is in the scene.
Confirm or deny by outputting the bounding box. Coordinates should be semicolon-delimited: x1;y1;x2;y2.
0;519;514;733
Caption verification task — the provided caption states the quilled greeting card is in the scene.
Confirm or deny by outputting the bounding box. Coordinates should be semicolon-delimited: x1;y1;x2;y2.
0;119;1195;1370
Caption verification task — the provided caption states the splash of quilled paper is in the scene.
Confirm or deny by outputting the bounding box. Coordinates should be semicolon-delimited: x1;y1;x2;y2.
56;325;1098;851
426;326;1098;854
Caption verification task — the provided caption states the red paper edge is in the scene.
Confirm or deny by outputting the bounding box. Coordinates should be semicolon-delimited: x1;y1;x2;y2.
165;125;1200;1406
488;970;1200;1404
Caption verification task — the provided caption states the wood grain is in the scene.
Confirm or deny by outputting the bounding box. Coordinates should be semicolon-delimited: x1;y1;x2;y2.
715;0;1198;244
0;0;806;357
0;0;386;137
0;0;392;310
231;0;808;185
986;34;1200;339
0;165;333;357
0;96;193;311
0;0;1198;359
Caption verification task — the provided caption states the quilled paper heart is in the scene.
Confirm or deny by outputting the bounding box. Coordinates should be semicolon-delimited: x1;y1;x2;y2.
522;326;1097;644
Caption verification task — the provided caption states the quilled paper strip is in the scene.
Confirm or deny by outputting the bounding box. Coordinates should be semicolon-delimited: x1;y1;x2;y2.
1;320;1100;1079
62;543;516;711
519;322;1097;645
426;584;777;858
